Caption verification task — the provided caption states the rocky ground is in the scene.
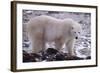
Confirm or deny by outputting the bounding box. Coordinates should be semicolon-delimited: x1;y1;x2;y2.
23;48;91;62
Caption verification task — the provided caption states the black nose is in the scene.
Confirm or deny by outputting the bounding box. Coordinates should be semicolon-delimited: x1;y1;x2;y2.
75;37;78;39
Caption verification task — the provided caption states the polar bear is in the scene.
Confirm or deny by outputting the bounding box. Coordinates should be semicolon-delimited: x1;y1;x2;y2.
26;15;81;56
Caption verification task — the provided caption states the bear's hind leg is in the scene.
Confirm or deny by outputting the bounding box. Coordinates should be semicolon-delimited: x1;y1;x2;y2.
31;34;45;54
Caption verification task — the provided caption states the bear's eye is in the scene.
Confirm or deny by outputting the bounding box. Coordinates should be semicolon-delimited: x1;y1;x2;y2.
72;27;74;29
78;32;80;34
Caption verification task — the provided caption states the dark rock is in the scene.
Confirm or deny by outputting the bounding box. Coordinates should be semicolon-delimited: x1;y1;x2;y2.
46;48;58;55
55;53;65;61
23;48;85;62
41;48;59;61
86;56;91;59
46;55;56;61
23;50;36;62
24;39;29;42
41;48;66;61
23;43;29;48
66;56;84;60
30;53;41;58
41;53;48;61
30;53;42;62
23;50;42;62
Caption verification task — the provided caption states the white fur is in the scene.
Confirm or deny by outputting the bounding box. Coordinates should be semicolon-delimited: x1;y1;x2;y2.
26;15;81;56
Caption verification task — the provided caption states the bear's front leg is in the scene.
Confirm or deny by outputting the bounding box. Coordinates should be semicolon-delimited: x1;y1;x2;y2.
66;39;76;56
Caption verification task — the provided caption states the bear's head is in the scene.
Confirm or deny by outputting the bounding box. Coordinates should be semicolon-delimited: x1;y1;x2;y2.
63;18;82;40
70;22;81;40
